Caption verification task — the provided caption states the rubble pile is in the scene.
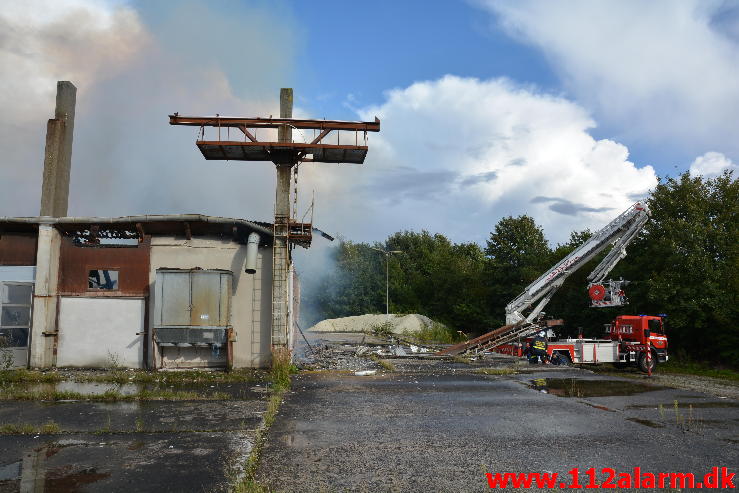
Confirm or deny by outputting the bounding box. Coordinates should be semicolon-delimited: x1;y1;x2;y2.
299;337;437;371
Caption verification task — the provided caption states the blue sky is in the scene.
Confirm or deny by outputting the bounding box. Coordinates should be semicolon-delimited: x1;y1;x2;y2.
1;0;737;244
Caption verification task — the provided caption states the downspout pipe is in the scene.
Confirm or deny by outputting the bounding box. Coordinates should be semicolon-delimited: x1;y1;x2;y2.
245;232;260;274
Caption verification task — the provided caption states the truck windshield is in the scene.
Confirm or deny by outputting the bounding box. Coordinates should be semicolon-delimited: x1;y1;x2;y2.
648;319;663;334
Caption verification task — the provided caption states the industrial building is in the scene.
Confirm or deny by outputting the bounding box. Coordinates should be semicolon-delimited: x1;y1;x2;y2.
0;215;297;369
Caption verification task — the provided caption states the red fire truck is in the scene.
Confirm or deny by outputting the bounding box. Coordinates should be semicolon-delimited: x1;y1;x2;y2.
496;315;668;373
438;202;669;373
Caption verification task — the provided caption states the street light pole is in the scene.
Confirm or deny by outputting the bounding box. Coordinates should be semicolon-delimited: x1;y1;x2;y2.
371;247;402;320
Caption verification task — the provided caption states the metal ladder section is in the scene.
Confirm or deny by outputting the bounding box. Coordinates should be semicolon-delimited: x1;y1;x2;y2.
271;215;290;346
436;321;539;356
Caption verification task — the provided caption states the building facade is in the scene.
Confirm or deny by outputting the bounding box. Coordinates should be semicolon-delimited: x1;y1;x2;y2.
0;215;295;369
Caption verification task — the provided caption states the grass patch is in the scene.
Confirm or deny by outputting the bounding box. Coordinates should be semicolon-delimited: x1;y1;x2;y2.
0;420;61;435
0;368;263;387
412;321;465;344
369;321;394;338
476;368;517;375
0;369;63;384
79;369;263;385
270;347;296;392
0;388;231;401
660;360;739;382
451;355;472;365
370;354;395;372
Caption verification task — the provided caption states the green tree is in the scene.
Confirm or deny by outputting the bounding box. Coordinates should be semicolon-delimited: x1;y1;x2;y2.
619;171;738;365
484;215;552;327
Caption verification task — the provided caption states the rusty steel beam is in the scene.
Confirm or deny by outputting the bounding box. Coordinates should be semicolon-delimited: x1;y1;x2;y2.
310;128;332;145
169;114;380;132
198;141;368;151
237;124;257;142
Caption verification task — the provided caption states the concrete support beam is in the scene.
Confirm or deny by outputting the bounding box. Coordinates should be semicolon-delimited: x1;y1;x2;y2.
29;224;61;368
40;81;76;217
271;88;293;347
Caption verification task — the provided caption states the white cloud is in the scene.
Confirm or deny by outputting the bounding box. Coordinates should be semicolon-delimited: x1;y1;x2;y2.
479;0;739;161
0;0;295;220
301;76;657;244
0;2;657;247
689;151;738;178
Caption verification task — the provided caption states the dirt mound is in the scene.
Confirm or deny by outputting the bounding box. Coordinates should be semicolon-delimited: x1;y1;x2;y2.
308;314;437;335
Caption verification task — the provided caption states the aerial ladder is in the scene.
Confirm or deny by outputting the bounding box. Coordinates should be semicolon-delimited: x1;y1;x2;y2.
438;202;650;355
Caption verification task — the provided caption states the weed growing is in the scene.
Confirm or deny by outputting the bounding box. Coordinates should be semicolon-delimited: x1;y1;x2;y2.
232;351;293;493
0;387;231;402
476;368;517;375
0;420;61;435
270;347;295;392
413;321;465;344
452;355;473;365
370;354;395;372
370;321;394;338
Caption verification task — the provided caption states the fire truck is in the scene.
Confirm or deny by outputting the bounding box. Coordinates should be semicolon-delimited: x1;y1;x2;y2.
497;314;668;373
439;201;668;372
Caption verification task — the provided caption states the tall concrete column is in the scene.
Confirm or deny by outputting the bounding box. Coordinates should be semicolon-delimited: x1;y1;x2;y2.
271;88;293;347
40;81;76;217
29;224;61;368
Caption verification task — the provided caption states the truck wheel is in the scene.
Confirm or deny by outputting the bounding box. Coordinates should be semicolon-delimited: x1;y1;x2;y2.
637;351;657;373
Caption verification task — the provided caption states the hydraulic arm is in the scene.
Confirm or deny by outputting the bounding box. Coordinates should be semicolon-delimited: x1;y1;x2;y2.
505;202;650;325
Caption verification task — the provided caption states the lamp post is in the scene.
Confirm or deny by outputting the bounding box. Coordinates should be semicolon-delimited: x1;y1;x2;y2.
371;247;402;319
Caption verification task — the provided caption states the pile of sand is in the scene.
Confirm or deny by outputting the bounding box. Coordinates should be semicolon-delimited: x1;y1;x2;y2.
308;314;438;335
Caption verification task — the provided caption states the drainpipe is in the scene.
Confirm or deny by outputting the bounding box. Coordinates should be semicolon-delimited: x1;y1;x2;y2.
244;233;260;274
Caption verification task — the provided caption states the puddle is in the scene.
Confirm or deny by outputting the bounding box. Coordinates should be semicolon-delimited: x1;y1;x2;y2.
529;378;664;397
45;465;110;491
626;417;665;428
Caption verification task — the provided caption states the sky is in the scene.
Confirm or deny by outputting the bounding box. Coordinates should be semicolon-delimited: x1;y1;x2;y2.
1;0;737;252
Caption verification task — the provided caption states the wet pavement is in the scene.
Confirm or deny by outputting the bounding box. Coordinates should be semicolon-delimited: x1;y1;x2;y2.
258;334;739;492
0;375;269;492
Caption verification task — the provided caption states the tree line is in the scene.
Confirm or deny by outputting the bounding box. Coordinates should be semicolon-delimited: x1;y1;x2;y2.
310;172;738;366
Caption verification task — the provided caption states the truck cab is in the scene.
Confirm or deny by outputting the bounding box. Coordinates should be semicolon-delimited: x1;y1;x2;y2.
605;315;669;369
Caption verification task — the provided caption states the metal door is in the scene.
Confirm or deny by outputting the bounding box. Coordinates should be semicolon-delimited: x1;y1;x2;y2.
0;282;33;368
155;270;232;328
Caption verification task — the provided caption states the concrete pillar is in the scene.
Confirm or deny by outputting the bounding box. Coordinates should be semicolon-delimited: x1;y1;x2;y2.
40;81;76;217
29;224;61;368
271;88;293;347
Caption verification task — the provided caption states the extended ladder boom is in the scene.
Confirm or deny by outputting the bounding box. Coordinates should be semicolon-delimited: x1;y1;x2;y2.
505;202;649;325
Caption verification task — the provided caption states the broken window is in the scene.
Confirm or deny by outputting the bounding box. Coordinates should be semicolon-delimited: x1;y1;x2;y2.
88;270;119;290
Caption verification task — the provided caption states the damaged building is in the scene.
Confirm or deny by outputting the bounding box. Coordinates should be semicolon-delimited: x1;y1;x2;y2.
0;215;298;369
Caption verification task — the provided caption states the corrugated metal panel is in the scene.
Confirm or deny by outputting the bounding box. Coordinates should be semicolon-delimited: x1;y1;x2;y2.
58;236;150;296
0;234;37;266
157;271;191;326
154;269;232;329
191;272;221;326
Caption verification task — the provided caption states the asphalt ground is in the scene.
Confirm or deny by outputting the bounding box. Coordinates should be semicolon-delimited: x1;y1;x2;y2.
258;346;739;492
0;380;269;493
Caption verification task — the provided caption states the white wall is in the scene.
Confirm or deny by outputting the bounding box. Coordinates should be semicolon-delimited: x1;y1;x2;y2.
57;297;145;368
148;236;272;368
